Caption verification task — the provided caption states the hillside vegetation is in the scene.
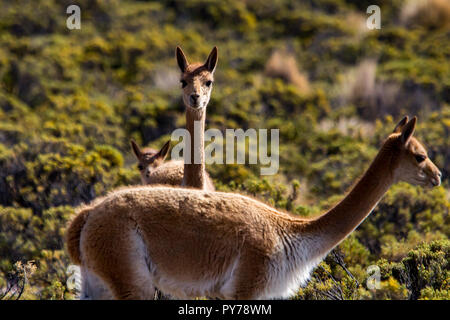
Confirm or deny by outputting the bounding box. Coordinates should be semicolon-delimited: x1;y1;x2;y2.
0;0;449;299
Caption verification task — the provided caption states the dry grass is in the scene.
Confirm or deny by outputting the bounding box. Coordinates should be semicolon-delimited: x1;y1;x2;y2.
153;67;179;90
340;59;404;119
347;59;378;107
339;58;439;119
264;49;310;93
345;12;368;38
401;0;450;29
318;117;375;139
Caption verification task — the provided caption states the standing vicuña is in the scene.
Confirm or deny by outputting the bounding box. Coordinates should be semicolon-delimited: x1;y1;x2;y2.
129;47;217;190
177;46;217;191
67;116;441;299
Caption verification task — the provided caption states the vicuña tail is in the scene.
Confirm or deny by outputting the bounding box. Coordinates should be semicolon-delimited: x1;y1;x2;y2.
66;207;90;265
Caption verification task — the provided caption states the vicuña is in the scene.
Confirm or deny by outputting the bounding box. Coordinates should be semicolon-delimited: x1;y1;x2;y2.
129;46;216;190
67;116;441;299
131;139;184;186
177;46;217;191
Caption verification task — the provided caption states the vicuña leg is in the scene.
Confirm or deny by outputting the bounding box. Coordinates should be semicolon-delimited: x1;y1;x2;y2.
86;230;156;300
231;252;268;299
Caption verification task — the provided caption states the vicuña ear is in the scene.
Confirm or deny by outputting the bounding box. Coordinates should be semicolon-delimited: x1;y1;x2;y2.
157;140;171;161
176;46;189;73
393;116;409;133
130;140;142;159
401;116;417;145
204;46;218;73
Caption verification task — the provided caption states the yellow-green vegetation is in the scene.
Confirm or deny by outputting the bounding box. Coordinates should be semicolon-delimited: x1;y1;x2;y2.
0;0;449;299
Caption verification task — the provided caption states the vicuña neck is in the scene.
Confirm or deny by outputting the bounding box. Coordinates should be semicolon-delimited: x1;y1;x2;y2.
183;107;206;189
298;145;395;259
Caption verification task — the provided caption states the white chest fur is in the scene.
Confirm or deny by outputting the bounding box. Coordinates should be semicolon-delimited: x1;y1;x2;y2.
262;234;326;299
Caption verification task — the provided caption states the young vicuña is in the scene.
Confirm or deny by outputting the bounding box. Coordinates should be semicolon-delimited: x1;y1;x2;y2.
67;116;442;299
131;139;184;186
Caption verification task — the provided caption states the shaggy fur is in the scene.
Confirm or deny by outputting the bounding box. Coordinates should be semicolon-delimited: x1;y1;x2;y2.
66;208;90;265
67;117;441;299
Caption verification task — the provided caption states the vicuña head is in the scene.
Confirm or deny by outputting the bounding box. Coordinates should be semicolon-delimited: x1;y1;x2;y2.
176;46;217;110
130;139;171;184
388;116;441;187
67;116;441;300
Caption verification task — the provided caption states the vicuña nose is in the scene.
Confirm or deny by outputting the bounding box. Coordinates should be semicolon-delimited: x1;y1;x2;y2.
432;170;442;187
190;94;199;104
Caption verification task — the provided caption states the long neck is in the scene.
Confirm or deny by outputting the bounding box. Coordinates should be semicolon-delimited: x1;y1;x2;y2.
299;145;396;259
183;107;206;189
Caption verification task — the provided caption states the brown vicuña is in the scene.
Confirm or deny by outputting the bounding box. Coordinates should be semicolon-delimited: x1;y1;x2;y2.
67;116;442;299
177;46;217;191
131;139;184;186
130;138;214;189
128;46;217;190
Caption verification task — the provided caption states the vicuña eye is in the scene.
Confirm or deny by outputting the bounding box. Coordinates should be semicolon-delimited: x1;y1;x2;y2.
137;164;144;171
205;80;213;87
415;155;426;163
180;80;187;88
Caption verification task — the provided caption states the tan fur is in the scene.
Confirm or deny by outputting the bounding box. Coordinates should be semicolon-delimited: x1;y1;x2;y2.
130;46;219;191
66;207;90;265
131;140;215;189
68;117;442;299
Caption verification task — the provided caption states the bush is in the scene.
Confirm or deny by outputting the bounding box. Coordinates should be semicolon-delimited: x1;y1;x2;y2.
0;0;448;300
